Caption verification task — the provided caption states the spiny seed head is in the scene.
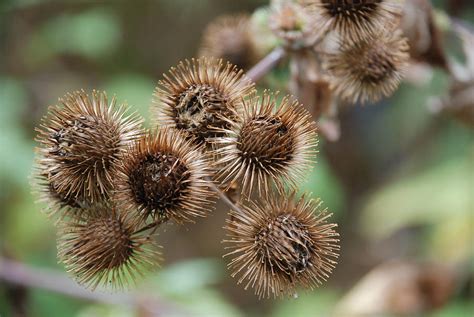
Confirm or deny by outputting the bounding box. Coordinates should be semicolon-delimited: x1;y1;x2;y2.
269;1;317;48
213;93;318;197
152;58;255;148
199;14;258;71
57;205;161;291
303;0;404;41
114;128;216;225
224;192;340;299
324;29;409;104
33;90;143;217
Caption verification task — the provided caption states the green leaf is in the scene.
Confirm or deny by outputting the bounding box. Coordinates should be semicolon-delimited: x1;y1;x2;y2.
361;155;472;238
103;74;155;125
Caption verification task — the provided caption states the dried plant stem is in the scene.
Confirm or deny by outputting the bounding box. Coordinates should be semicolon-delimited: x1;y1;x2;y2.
134;220;163;235
246;47;286;82
208;180;244;214
0;257;188;316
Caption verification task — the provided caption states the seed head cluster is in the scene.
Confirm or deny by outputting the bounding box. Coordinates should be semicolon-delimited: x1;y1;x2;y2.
25;2;397;298
28;0;454;303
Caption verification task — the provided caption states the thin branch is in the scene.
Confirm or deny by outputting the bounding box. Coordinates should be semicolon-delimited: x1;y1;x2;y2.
134;218;165;235
0;258;189;317
246;47;286;82
208;180;244;214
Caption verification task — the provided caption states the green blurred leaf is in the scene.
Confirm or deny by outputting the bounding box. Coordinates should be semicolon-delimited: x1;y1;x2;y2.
146;258;223;296
30;290;83;317
4;189;56;263
271;289;339;317
0;78;34;189
430;300;474;317
361;155;472;237
142;258;242;317
0;78;28;124
26;8;120;64
360;152;474;263
103;73;155;124
298;154;345;218
76;304;134;317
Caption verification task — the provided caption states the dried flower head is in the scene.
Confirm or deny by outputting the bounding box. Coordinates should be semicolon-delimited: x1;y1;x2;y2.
57;205;161;291
199;14;257;70
400;0;448;69
152;58;254;148
303;0;403;41
34;90;142;216
224;192;340;299
269;1;317;48
324;30;409;104
214;93;318;196
114;128;215;225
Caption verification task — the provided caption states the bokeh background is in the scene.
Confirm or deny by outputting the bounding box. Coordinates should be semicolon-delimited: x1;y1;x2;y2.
0;0;473;316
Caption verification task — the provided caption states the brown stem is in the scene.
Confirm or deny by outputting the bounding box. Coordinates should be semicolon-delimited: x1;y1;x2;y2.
208;181;244;214
134;218;165;235
0;257;189;316
245;47;286;82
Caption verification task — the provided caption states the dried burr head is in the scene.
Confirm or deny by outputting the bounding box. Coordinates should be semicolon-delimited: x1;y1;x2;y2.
303;0;404;42
324;29;409;104
114;128;216;226
224;192;340;299
152;58;255;148
199;14;258;70
57;204;161;291
33;90;143;217
213;93;318;197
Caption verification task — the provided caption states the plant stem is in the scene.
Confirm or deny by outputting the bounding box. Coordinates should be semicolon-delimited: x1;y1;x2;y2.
134;218;165;235
0;257;189;316
246;46;286;82
208;181;244;214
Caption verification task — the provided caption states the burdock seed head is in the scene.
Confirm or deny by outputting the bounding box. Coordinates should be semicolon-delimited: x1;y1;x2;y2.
57;204;161;291
324;29;409;104
114;128;216;225
152;58;255;148
33;90;143;217
224;192;340;299
199;14;258;71
214;93;318;197
269;1;318;48
303;0;404;41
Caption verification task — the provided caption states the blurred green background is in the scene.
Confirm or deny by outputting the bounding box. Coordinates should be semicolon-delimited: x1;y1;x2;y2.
0;0;473;316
